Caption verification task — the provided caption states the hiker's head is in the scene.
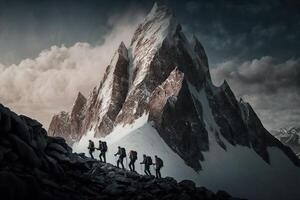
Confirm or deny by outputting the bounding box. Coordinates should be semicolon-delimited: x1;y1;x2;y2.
118;146;121;149
155;155;158;158
89;140;91;142
99;140;102;143
143;154;146;158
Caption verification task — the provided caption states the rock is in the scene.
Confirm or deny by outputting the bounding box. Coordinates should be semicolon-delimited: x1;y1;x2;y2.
164;177;177;185
47;150;70;162
115;176;131;185
178;192;192;200
81;42;130;138
20;115;42;128
47;143;68;154
178;180;196;190
0;171;28;200
9;134;41;168
5;151;19;162
216;190;232;199
48;111;72;144
0;110;11;133
103;182;126;195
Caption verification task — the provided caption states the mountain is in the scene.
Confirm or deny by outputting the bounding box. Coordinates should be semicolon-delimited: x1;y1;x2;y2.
0;104;239;200
48;92;87;145
49;3;300;200
271;127;300;157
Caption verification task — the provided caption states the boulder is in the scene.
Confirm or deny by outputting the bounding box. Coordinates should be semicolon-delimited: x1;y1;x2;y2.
47;143;68;154
9;134;41;168
178;180;196;190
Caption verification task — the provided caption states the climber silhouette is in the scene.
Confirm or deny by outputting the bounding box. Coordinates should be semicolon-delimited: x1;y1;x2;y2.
140;154;152;176
114;146;126;169
97;140;107;163
88;140;95;159
154;155;163;178
129;150;138;172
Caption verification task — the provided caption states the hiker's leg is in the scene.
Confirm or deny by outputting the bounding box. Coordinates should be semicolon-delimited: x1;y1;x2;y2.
133;161;135;172
120;157;124;169
158;168;161;178
128;161;132;171
99;152;102;162
103;152;106;163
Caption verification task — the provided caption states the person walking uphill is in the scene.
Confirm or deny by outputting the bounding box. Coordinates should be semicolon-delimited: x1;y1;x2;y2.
114;146;126;169
88;140;95;159
129;150;138;172
140;154;152;176
154;155;163;178
98;140;107;163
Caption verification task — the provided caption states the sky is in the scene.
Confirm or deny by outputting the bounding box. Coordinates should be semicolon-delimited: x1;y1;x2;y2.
0;0;299;130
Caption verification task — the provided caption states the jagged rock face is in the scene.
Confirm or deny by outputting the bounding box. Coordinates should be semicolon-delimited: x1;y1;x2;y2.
273;127;300;158
48;111;71;143
48;92;87;146
81;42;129;137
149;69;209;170
0;104;237;200
70;92;87;140
116;4;210;125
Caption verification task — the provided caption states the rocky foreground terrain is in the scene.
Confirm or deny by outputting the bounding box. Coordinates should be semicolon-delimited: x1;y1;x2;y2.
0;104;242;200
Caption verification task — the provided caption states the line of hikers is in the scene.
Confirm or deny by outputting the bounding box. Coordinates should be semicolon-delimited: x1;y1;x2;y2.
88;140;164;178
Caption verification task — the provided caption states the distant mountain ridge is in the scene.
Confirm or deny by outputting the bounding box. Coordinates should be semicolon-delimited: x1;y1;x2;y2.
271;127;300;157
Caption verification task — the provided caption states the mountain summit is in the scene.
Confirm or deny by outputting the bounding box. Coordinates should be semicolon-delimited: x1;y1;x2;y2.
49;3;300;200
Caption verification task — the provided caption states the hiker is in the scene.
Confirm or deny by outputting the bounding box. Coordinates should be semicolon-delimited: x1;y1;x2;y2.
114;146;126;169
88;140;95;159
154;155;163;178
140;154;152;176
98;140;108;163
129;150;138;172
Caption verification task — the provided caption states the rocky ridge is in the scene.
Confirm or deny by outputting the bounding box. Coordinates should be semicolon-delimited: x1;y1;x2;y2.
0;104;242;200
272;127;300;158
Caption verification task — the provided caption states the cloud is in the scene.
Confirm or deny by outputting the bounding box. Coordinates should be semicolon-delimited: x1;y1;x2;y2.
211;56;300;130
0;11;145;129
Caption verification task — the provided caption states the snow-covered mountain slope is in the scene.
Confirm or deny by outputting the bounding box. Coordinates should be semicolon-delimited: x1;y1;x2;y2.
73;115;300;200
52;3;300;200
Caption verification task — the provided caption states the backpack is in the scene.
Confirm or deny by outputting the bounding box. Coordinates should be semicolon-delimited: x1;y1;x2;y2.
146;156;152;165
156;157;163;167
102;141;107;152
130;150;137;160
120;147;126;157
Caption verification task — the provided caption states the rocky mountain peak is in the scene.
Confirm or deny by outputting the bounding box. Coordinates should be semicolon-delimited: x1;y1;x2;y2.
50;1;300;179
117;41;128;59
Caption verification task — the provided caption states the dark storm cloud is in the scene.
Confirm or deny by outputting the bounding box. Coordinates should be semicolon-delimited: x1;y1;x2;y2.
166;0;300;65
211;57;300;130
